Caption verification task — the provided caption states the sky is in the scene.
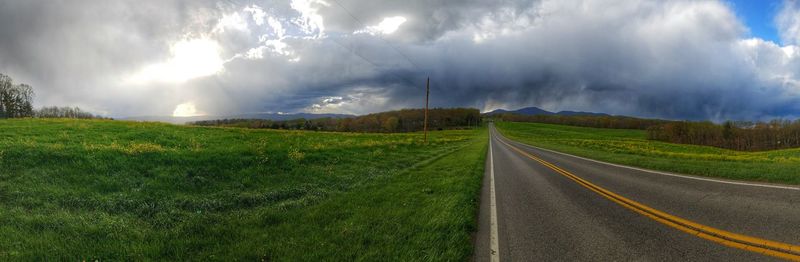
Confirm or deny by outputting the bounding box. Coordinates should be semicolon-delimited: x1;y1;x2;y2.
0;0;799;121
728;0;783;42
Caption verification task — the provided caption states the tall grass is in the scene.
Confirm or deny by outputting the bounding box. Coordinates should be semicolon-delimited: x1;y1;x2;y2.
0;118;486;260
496;121;800;184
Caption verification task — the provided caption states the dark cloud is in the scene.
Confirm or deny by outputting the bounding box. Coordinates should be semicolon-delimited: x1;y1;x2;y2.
0;0;798;120
319;0;539;42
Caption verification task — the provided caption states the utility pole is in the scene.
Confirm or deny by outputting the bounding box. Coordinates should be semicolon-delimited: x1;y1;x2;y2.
424;77;430;143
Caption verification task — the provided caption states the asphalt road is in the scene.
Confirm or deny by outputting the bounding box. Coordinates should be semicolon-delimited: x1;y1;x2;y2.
474;124;800;261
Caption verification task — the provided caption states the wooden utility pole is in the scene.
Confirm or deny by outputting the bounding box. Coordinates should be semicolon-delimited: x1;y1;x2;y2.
424;77;430;143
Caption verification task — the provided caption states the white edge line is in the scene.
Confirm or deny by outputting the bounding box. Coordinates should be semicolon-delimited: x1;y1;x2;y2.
489;131;500;262
494;128;800;191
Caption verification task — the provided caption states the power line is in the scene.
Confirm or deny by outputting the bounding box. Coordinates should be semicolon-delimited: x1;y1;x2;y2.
297;2;431;137
327;35;421;88
330;0;423;72
280;17;420;88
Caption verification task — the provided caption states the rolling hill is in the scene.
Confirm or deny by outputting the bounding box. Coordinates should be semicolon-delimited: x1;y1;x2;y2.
484;107;610;117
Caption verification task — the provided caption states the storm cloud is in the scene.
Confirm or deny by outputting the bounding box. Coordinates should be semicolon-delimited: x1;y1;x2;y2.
0;0;798;120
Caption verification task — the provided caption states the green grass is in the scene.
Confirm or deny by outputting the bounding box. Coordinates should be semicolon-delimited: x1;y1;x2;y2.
495;121;800;184
0;118;487;260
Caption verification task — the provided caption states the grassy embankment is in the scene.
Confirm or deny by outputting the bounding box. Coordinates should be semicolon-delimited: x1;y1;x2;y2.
495;121;800;184
0;118;487;260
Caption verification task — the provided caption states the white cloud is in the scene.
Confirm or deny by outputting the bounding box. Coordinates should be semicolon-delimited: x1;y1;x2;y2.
737;38;800;90
784;45;799;58
243;5;267;26
213;12;249;34
777;0;800;45
307;92;390;114
267;17;286;38
290;0;328;38
355;16;407;35
242;39;299;61
224;4;302;62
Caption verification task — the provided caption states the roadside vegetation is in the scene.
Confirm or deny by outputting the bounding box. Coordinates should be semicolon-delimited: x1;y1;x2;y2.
494;113;800;152
493;113;669;130
647;120;800;151
495;121;800;184
0;118;486;260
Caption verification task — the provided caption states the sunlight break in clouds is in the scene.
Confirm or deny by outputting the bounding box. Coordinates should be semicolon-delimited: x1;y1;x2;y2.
172;102;204;117
126;38;225;84
355;16;407;35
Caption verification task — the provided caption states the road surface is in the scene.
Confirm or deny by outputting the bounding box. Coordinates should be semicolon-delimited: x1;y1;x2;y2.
474;124;800;261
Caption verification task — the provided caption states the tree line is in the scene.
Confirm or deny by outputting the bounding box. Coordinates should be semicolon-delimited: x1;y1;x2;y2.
35;106;109;119
192;108;482;133
1;73;108;120
495;112;800;151
647;120;800;151
493;113;670;130
0;74;35;118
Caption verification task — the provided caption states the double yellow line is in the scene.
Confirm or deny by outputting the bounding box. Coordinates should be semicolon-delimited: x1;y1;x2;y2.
495;136;800;261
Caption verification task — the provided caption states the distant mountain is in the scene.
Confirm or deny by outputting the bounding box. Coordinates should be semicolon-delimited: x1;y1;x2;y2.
554;110;610;117
120;112;354;124
514;107;555;116
484;107;610;117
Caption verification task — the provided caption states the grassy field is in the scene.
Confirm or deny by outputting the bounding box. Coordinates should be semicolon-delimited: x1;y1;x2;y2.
0;118;487;260
495;121;800;184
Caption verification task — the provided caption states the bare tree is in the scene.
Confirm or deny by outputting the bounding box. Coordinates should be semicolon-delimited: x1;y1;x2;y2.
0;74;35;118
0;74;12;117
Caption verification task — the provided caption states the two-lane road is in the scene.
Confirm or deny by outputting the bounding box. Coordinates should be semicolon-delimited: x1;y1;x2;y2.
474;124;800;261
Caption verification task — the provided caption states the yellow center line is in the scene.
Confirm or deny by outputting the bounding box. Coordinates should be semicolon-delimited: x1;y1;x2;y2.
494;134;800;261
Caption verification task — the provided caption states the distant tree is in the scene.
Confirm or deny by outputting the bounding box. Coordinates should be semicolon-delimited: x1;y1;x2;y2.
34;106;107;119
16;84;34;117
191;108;482;133
722;121;734;144
646;119;800;151
0;74;11;118
382;116;399;132
496;113;670;130
0;74;35;118
0;73;110;120
496;112;800;151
